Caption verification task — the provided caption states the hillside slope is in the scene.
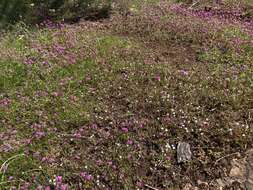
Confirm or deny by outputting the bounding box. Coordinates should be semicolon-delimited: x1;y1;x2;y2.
0;1;252;189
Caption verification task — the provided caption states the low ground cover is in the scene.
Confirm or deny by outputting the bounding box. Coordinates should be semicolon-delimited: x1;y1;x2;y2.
0;1;252;189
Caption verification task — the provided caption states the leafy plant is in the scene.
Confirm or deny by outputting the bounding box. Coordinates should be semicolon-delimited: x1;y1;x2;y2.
0;0;112;27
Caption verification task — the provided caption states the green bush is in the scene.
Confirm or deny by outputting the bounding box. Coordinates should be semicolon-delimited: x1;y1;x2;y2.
0;0;27;25
0;0;112;27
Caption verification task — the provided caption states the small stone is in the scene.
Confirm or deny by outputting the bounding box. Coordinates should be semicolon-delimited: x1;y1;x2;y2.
216;178;231;188
183;183;198;190
177;142;192;163
229;159;246;181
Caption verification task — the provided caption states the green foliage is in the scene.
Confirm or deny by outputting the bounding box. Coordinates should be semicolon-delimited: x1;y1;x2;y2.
0;60;27;91
0;0;112;27
0;0;27;26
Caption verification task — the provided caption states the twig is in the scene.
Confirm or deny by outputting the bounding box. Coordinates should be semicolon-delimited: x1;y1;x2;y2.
144;184;160;190
0;180;20;185
214;152;239;165
24;168;45;174
189;0;200;9
191;146;217;149
0;154;25;173
0;154;25;183
58;133;86;139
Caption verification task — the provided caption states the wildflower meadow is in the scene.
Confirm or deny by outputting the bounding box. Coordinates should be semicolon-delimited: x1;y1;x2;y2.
0;0;252;189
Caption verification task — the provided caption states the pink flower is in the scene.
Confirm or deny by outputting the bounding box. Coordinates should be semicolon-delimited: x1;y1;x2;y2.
31;123;42;129
96;159;102;165
180;70;189;76
121;127;129;133
127;139;133;145
155;74;161;81
74;133;82;138
85;174;93;181
56;176;62;184
36;185;43;190
34;131;45;139
42;61;49;65
60;184;68;190
80;172;93;181
24;58;34;65
108;161;113;166
0;98;11;107
166;155;171;161
91;123;98;129
136;181;144;188
52;92;61;97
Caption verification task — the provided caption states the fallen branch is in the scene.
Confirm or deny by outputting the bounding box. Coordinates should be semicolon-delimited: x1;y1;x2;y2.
214;152;239;165
0;154;25;173
189;1;200;9
144;184;160;190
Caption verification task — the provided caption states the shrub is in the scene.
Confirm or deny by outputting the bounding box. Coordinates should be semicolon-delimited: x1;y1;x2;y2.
0;0;27;26
0;0;112;27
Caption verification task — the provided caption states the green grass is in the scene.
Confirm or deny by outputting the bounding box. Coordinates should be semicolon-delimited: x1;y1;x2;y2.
0;61;27;91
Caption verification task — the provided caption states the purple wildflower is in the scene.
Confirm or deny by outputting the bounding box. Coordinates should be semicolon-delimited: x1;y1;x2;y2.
34;131;45;139
136;181;144;188
155;74;161;81
24;57;36;65
56;176;63;185
121;127;129;133
60;184;68;190
127;139;133;145
91;123;98;129
42;61;49;65
0;98;11;107
180;70;189;76
80;172;93;181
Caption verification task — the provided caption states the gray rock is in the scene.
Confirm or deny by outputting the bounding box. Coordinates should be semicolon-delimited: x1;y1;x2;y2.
177;142;192;163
